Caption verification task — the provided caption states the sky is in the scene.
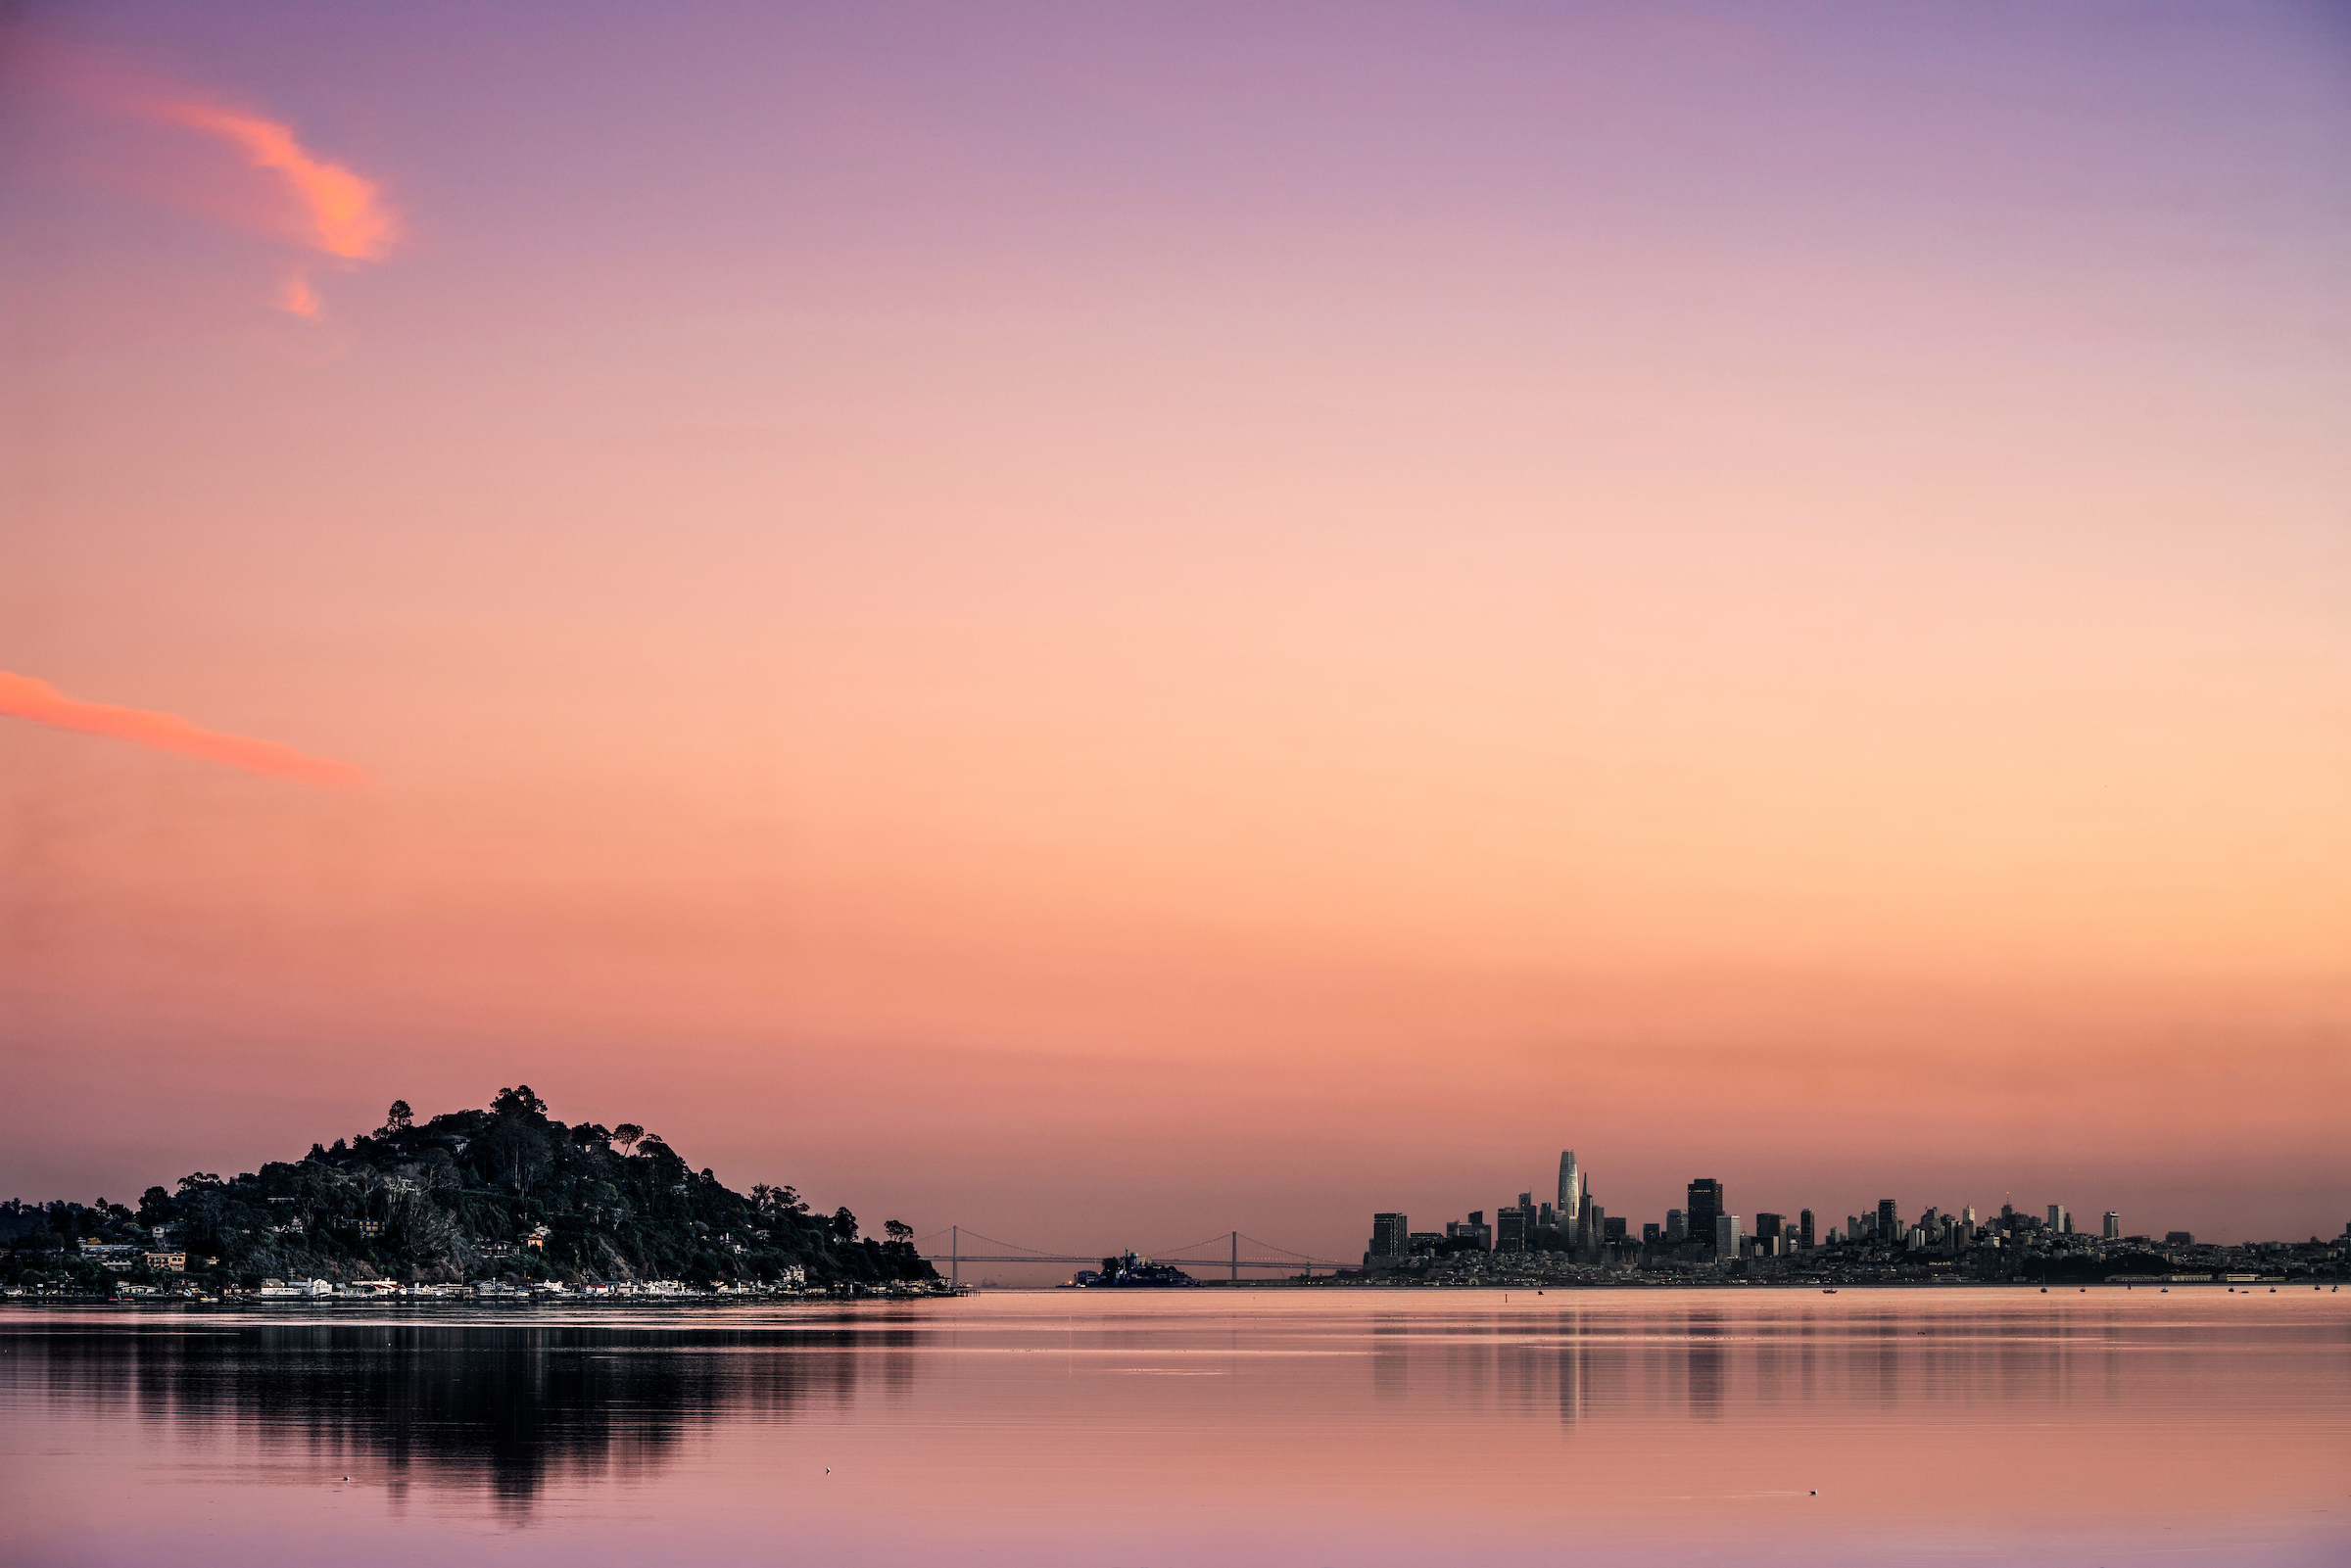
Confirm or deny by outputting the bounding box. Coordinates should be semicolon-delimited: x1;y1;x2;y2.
2;1;2346;1268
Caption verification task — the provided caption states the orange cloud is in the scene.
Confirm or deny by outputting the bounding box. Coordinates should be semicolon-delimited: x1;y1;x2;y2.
0;672;367;789
279;273;322;317
161;101;401;261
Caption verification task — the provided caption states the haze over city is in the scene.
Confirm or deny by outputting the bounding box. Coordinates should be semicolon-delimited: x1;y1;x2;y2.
4;2;2346;1259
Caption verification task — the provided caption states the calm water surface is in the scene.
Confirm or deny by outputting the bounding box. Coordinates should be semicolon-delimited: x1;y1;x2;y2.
3;1288;2346;1565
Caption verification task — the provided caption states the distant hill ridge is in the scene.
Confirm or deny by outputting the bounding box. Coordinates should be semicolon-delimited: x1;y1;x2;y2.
7;1086;936;1291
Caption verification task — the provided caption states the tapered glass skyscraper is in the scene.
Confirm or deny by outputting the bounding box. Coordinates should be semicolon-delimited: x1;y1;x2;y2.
1559;1152;1583;1244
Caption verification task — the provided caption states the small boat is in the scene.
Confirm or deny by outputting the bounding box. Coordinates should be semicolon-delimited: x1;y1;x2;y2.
1821;1288;1837;1294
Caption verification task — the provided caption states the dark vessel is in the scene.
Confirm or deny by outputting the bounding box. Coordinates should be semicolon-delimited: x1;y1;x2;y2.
1064;1252;1197;1288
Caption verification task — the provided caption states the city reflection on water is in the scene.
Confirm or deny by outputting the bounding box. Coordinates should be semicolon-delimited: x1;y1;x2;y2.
3;1292;2345;1565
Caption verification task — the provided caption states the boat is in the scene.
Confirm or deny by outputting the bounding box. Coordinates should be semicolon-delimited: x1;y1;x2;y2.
1821;1288;1837;1294
1063;1253;1197;1288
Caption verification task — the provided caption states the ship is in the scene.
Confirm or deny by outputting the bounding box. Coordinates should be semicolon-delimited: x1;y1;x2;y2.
1063;1252;1197;1288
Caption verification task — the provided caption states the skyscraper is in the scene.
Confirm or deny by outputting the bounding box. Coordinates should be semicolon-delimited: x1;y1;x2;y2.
1714;1213;1742;1258
1369;1212;1409;1259
1687;1179;1724;1252
1559;1152;1583;1246
1877;1199;1899;1239
1665;1209;1687;1243
1799;1209;1815;1249
2103;1212;2120;1241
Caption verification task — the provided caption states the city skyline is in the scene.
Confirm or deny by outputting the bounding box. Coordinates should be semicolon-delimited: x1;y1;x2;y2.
1361;1146;2336;1269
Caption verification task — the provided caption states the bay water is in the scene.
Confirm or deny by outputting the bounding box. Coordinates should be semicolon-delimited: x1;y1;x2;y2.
3;1288;2345;1564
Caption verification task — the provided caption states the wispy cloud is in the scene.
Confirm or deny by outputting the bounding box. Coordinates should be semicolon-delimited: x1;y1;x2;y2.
279;272;323;318
0;672;367;789
161;100;401;263
14;32;404;316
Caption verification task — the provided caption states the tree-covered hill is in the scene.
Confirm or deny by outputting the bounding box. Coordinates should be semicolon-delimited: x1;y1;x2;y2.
3;1086;936;1293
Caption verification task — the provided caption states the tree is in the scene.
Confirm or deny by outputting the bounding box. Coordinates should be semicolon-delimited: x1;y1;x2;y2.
484;1117;552;1196
611;1123;645;1155
884;1219;913;1245
492;1084;548;1120
381;1100;414;1135
137;1187;177;1226
830;1207;859;1243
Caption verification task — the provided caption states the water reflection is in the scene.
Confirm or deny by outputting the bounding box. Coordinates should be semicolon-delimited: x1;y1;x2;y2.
4;1293;2346;1565
9;1318;915;1512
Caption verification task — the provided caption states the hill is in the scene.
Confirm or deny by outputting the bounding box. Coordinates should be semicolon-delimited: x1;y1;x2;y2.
2;1086;936;1293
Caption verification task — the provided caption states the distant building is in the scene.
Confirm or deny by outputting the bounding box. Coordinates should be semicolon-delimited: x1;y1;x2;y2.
1497;1206;1530;1253
1642;1221;1660;1246
2048;1204;2069;1234
1665;1209;1687;1243
1877;1199;1899;1239
1755;1213;1783;1245
1368;1212;1410;1261
1799;1209;1815;1249
2165;1230;2194;1247
2103;1212;2121;1241
1446;1212;1492;1251
143;1252;186;1272
1558;1152;1583;1238
1688;1180;1724;1252
1603;1216;1626;1243
1714;1213;1742;1258
1408;1232;1444;1255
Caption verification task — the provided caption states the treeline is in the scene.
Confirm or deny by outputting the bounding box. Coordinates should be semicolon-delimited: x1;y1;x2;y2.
2;1086;936;1292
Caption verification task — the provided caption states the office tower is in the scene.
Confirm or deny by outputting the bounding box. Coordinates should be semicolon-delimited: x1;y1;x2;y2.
2165;1230;2193;1247
1906;1227;1925;1251
1714;1213;1742;1258
2000;1203;2014;1220
1559;1152;1583;1239
1497;1206;1529;1253
1369;1212;1409;1259
2103;1212;2120;1241
1755;1212;1783;1244
1799;1209;1815;1249
1877;1199;1899;1238
2048;1204;2072;1234
1444;1214;1493;1250
1665;1209;1687;1243
1643;1222;1660;1246
1688;1180;1724;1250
1963;1206;1977;1227
1538;1202;1555;1231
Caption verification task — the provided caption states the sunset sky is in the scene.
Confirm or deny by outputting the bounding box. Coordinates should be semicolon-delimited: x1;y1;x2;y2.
3;2;2345;1262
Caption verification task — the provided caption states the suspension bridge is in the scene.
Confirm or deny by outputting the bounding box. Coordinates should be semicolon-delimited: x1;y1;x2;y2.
911;1227;1355;1287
